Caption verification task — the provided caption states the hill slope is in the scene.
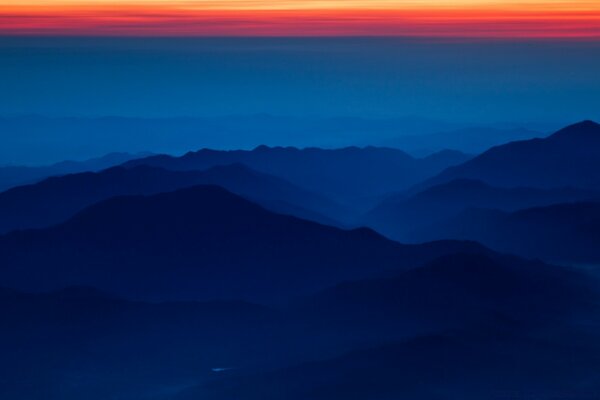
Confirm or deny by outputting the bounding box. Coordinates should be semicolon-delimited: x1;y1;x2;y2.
0;185;489;303
0;164;346;234
424;120;600;190
177;253;600;400
365;179;599;242
413;201;600;264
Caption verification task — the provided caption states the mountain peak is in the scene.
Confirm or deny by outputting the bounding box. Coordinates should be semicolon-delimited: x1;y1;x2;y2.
549;120;600;141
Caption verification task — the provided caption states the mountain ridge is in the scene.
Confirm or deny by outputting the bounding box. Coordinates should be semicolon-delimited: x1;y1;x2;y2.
421;120;600;190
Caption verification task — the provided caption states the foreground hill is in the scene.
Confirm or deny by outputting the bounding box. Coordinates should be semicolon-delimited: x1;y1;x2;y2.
2;252;597;400
414;201;600;264
184;330;600;400
300;253;591;330
0;164;344;234
0;286;283;400
0;185;489;303
365;179;599;242
177;253;600;400
123;146;471;207
423;120;600;190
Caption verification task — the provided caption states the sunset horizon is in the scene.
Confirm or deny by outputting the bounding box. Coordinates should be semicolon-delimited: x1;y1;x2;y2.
2;1;600;38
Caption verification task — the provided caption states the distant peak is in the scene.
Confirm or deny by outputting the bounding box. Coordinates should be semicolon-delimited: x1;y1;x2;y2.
576;119;599;127
253;145;271;151
567;120;600;130
550;120;600;140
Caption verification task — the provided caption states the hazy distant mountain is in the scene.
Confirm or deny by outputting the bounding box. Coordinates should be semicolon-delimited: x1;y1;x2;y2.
124;146;471;207
385;126;545;155
0;164;345;234
0;185;490;303
0;152;151;192
0;115;472;165
414;201;600;265
365;179;599;242
422;120;600;191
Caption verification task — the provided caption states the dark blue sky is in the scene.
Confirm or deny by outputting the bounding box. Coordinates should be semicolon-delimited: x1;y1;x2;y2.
1;37;599;123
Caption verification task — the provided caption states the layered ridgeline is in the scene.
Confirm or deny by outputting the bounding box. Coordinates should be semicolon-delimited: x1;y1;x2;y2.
0;146;470;235
0;164;347;234
413;202;600;265
123;146;470;208
364;121;600;264
1;128;600;399
422;120;600;190
0;185;493;303
365;179;599;242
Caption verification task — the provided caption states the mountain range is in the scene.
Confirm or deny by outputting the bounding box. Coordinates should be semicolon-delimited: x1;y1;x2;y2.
413;201;600;264
0;185;493;303
0;115;548;165
1;119;600;400
123;146;471;207
365;179;599;242
423;120;600;190
0;164;345;234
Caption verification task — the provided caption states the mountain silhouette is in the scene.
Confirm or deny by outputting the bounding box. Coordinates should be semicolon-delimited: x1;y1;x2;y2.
423;120;600;190
413;200;600;264
0;185;490;303
123;146;471;207
365;179;599;242
0;164;346;234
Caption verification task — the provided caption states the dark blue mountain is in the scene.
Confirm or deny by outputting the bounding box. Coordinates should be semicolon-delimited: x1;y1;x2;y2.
300;253;593;330
176;253;600;400
0;286;283;400
123;146;471;207
0;152;150;192
0;185;490;303
2;252;597;400
365;179;599;242
0;164;345;234
182;330;600;400
413;201;600;264
423;120;600;190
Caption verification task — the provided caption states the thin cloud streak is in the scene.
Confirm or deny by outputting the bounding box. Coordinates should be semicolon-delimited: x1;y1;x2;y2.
1;2;600;37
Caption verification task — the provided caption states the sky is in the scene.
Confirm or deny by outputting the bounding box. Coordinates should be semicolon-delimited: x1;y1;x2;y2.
1;37;599;123
1;0;600;38
0;1;599;162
